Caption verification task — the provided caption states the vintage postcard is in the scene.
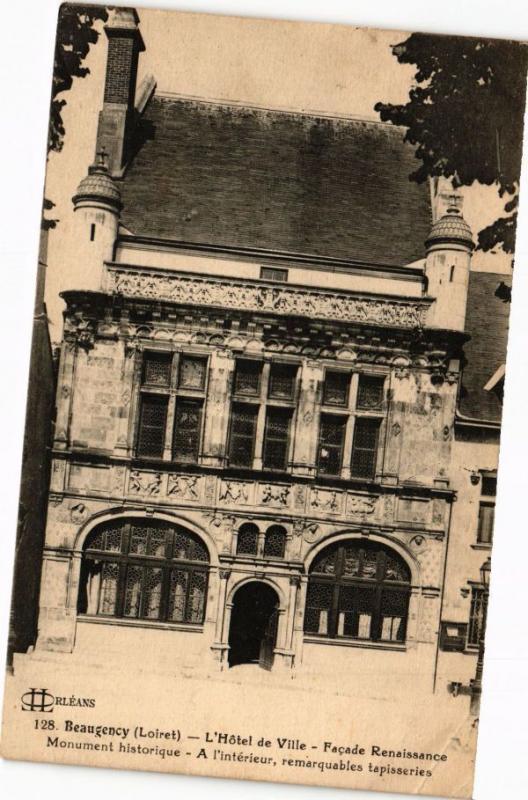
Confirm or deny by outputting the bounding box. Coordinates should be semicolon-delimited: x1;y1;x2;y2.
1;3;527;798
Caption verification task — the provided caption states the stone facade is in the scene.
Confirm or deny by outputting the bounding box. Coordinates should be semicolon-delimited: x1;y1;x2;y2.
23;8;507;704
34;275;463;693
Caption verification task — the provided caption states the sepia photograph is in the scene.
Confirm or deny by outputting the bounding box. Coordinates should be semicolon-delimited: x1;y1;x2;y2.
1;1;528;798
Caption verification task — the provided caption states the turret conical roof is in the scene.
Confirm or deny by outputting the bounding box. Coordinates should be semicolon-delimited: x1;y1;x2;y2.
73;152;122;211
426;205;474;251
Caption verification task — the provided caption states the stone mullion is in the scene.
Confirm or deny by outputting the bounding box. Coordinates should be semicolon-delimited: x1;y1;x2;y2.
163;352;179;461
253;361;270;470
54;340;77;450
341;372;358;479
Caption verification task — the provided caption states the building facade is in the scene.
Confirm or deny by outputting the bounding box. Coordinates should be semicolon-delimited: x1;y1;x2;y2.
25;8;508;700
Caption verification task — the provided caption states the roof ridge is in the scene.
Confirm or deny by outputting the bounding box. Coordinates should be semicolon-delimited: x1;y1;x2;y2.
152;90;400;128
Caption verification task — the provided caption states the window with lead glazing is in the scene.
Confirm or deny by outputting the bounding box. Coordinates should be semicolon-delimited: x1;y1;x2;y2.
173;400;203;463
323;372;350;407
236;523;259;555
234;360;261;397
467;587;486;647
229;405;258;467
263;408;292;471
317;415;346;475
228;359;297;471
317;370;385;479
137;394;169;458
77;520;209;625
304;541;411;643
350;417;380;479
263;525;286;558
136;351;208;463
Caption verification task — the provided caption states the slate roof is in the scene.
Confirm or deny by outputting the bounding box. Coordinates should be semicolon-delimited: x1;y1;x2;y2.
120;94;432;266
459;272;512;422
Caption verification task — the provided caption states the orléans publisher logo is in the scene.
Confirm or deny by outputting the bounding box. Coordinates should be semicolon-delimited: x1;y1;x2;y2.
21;688;54;713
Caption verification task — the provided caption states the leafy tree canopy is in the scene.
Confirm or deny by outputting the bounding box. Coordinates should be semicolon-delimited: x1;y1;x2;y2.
44;3;108;229
375;33;528;254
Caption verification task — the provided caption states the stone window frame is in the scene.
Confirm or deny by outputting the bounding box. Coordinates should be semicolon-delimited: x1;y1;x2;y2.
303;539;411;644
135;348;209;464
235;521;288;560
260;266;289;283
227;358;300;472
476;471;497;546
316;368;387;480
77;519;210;626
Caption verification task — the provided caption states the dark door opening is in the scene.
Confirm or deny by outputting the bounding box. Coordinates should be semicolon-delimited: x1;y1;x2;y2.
228;582;279;669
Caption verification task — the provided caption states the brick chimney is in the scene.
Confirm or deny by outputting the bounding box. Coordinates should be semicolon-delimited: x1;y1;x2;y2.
96;7;145;176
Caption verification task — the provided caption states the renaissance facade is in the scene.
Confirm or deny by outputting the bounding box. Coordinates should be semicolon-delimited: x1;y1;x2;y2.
25;8;507;698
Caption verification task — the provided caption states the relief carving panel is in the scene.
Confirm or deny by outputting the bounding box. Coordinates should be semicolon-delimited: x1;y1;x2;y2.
167;474;202;502
107;268;428;329
310;489;343;514
218;480;254;505
345;493;378;518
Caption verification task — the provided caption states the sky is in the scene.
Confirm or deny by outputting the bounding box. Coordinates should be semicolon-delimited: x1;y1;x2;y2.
43;7;511;338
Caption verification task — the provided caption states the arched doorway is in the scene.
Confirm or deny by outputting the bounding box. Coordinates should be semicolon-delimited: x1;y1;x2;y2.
228;582;280;670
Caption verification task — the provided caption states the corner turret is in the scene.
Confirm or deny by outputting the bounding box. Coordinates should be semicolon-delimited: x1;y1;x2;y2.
72;151;121;290
424;202;474;332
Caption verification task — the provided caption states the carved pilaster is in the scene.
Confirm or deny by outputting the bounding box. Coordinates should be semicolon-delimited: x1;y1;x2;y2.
215;568;231;641
202;350;235;467
114;341;138;455
382;369;406;481
291;361;323;476
54;340;77;449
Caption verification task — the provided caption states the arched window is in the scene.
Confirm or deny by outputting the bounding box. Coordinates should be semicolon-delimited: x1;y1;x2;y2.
77;519;209;625
236;523;259;555
304;540;411;643
264;525;286;558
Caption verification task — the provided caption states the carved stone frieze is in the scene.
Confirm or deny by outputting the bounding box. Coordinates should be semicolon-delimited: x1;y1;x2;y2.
259;483;291;507
218;480;251;504
129;470;163;496
310;488;343;514
107;267;428;329
167;474;201;501
346;493;378;517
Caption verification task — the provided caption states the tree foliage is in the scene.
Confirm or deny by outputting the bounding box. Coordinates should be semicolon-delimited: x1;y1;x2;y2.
49;3;108;153
44;4;107;229
375;33;528;254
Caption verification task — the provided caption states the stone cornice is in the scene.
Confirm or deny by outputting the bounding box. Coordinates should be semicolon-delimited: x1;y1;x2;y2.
103;263;432;330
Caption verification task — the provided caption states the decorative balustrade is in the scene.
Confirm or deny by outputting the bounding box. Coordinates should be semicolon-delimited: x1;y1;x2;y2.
105;265;430;329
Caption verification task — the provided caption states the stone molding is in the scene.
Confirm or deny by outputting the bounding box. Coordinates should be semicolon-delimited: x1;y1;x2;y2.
105;265;429;329
59;462;447;533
